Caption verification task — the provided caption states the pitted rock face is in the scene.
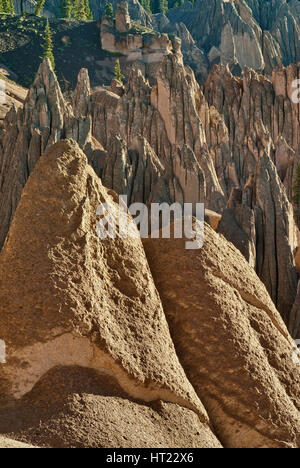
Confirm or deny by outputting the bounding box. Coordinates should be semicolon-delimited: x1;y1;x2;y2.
0;366;222;448
143;223;300;448
0;139;222;448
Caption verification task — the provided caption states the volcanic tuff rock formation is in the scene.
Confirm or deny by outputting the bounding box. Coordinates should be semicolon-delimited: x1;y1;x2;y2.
0;139;221;448
101;2;181;83
89;46;226;212
1;35;299;334
161;0;300;79
0;58;99;250
15;1;300;85
0;73;27;125
143;222;300;448
0;139;299;448
0;367;220;448
203;63;300;334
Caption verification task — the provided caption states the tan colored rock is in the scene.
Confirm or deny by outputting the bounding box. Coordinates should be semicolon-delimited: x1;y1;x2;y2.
0;59;94;251
0;139;222;448
0;76;27;124
100;6;172;74
204;209;221;231
110;78;125;97
291;282;300;339
0;436;36;448
91;52;225;212
73;68;91;119
143;223;300;448
0;366;221;448
115;1;131;33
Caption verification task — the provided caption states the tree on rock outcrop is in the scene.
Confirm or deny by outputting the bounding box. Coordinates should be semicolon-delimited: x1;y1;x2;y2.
73;0;93;20
60;0;73;18
150;0;168;14
84;0;93;19
1;0;14;14
35;0;46;16
141;0;151;12
114;59;124;83
105;2;114;18
42;20;55;71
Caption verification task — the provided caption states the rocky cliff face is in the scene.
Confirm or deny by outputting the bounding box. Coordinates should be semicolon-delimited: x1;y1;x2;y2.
0;4;300;447
202;63;300;334
0;139;299;448
0;139;221;448
89;45;226;212
0;36;299;335
162;0;300;79
13;0;300;86
100;3;174;81
143;222;300;448
0;59;97;250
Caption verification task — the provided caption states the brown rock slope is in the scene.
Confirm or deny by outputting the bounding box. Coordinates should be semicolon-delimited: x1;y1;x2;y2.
143;224;300;448
0;366;218;448
0;139;221;448
0;436;35;448
0;58;96;251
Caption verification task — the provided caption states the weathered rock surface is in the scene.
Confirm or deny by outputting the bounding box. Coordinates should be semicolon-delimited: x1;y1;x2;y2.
0;366;221;448
163;0;300;79
100;5;174;81
0;436;36;448
204;64;300;334
0;58;95;250
0;73;27;125
291;282;300;339
143;222;300;448
0;139;221;447
89;47;225;212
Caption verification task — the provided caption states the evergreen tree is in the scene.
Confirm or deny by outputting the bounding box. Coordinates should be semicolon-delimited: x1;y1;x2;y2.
105;2;114;18
84;0;93;20
114;59;124;83
2;0;8;12
8;0;14;14
73;0;87;20
35;0;46;16
42;20;55;71
160;0;168;13
150;0;168;14
60;0;73;18
140;0;151;13
2;0;14;14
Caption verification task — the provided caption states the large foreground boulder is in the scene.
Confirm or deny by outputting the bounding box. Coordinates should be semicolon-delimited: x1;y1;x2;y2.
0;366;220;448
0;139;220;448
143;224;300;448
